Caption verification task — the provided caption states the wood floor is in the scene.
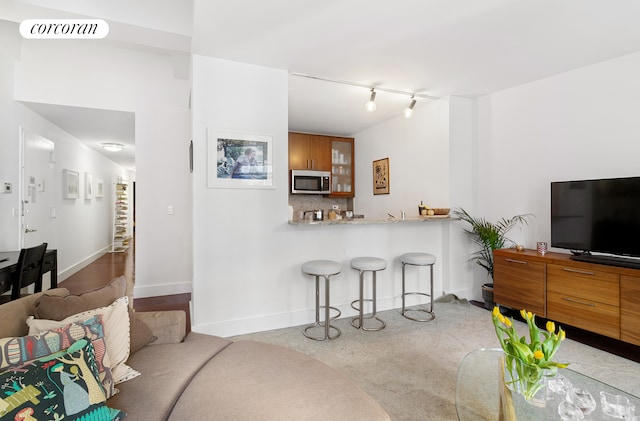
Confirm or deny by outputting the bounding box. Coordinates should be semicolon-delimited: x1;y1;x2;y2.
60;238;191;331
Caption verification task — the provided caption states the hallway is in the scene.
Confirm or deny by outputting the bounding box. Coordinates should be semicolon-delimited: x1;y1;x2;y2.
60;238;191;330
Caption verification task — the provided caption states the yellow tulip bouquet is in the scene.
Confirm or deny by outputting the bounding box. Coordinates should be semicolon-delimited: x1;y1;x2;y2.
492;307;569;400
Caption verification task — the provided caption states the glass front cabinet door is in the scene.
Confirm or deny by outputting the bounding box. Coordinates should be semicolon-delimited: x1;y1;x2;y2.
330;137;354;198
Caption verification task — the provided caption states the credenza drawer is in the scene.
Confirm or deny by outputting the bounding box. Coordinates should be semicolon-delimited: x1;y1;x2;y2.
547;291;620;339
547;263;619;306
621;275;640;346
494;254;546;316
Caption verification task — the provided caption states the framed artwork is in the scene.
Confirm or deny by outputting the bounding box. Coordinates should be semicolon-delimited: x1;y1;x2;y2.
96;179;104;198
207;129;274;189
63;169;79;199
85;172;94;199
373;158;390;195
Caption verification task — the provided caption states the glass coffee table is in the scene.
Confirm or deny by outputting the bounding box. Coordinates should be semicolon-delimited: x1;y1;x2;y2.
456;348;639;421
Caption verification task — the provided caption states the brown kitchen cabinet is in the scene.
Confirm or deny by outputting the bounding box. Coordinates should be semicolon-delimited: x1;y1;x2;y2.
288;132;355;198
493;248;640;344
330;137;354;198
288;132;331;171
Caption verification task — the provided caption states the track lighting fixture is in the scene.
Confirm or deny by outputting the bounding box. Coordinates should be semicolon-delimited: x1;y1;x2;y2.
290;72;438;119
364;88;377;112
403;96;416;119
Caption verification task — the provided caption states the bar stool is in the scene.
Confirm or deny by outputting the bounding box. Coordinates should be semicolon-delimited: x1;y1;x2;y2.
350;256;387;331
302;260;342;341
401;252;436;322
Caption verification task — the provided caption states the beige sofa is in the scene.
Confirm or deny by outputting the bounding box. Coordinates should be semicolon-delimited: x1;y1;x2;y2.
0;284;390;421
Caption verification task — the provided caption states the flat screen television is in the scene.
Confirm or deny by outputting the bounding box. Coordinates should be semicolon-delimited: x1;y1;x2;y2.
551;176;640;269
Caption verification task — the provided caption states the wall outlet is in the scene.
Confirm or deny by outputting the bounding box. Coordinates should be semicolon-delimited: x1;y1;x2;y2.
3;182;11;193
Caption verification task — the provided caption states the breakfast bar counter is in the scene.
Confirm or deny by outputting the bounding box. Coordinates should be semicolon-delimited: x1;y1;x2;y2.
288;216;457;226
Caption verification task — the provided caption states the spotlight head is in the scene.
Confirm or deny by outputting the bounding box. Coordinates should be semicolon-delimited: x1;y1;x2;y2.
364;88;377;112
403;98;416;118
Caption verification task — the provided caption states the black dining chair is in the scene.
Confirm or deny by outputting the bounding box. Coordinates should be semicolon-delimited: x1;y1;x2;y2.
0;243;48;303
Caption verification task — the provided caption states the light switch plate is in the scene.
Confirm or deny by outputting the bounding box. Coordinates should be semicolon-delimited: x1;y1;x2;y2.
3;182;11;193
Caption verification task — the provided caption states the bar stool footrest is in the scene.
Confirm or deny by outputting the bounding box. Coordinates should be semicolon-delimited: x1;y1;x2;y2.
304;324;341;341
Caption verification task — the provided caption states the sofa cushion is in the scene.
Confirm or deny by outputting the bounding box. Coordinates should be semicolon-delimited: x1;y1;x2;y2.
35;276;127;320
108;332;232;421
0;339;126;420
0;288;69;338
35;276;155;353
0;315;116;398
28;296;139;384
168;340;391;421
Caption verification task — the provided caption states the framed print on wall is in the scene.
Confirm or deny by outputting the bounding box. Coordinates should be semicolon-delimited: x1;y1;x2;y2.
85;172;94;199
207;129;274;189
96;179;104;198
373;157;390;195
63;169;79;199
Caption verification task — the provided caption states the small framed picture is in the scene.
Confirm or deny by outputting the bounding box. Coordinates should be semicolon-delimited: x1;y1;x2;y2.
85;172;94;199
373;158;390;195
96;179;104;198
63;169;79;199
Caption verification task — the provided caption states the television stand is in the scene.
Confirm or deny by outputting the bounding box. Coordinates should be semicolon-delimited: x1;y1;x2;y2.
570;254;640;270
493;248;640;347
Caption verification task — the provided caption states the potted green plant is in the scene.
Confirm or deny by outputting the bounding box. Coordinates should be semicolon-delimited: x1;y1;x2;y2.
453;208;531;309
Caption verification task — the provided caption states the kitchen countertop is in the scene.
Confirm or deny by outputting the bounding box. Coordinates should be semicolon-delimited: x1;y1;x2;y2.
288;215;459;225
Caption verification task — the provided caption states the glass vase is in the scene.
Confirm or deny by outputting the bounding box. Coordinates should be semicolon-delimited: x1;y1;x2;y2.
504;354;553;407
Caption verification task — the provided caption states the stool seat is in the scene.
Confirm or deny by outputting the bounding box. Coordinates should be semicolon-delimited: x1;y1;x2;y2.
401;252;436;266
303;260;341;277
350;257;387;272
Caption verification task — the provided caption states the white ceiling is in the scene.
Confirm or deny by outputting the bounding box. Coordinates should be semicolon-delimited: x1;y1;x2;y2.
5;0;640;160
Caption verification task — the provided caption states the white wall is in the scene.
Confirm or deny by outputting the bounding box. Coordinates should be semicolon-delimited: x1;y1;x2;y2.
3;33;192;296
0;22;21;250
191;57;467;337
473;50;640;289
353;98;451;219
15;104;130;277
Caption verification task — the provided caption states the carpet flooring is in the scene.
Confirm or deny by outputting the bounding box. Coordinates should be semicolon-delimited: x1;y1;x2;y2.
230;296;640;420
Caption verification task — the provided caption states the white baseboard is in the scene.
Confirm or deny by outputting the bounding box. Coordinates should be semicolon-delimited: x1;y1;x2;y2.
58;246;110;282
133;281;192;299
192;295;440;338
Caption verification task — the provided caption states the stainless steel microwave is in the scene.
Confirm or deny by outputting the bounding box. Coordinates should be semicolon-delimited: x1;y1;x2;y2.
290;170;331;195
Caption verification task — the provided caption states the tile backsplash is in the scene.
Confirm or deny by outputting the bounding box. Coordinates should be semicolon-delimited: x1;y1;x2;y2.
289;195;351;220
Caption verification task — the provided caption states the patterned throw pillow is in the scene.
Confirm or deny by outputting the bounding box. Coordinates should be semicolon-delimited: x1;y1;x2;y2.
0;315;116;398
0;339;126;420
28;296;140;384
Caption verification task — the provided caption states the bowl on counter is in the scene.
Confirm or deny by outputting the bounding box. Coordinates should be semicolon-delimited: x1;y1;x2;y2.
432;208;450;215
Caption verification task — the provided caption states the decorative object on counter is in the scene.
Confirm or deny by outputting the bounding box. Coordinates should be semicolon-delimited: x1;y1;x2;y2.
516;244;525;252
373;157;390;195
207;129;273;189
492;307;568;403
537;241;548;255
418;203;450;216
304;209;324;221
419;201;428;216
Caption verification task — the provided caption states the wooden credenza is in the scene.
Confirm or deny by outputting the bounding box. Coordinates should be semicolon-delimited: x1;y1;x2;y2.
493;248;640;346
